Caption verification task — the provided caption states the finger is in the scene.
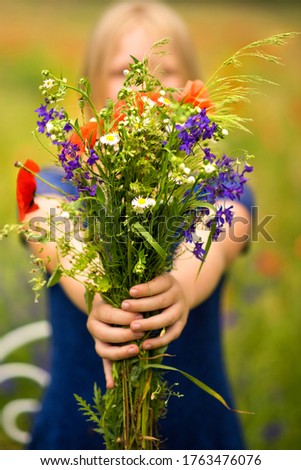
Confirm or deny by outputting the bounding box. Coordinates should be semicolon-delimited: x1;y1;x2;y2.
90;320;144;344
92;301;142;326
129;273;173;298
141;322;183;351
122;290;177;314
102;358;114;389
130;304;181;332
95;339;140;361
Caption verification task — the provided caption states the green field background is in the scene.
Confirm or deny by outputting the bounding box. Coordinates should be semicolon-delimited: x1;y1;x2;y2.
1;0;301;450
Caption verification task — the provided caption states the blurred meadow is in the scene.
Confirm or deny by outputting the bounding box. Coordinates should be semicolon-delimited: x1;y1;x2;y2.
0;0;300;450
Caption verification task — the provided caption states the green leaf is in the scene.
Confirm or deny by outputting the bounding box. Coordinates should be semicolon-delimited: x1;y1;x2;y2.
130;55;139;64
98;276;112;292
130;365;142;387
46;266;63;288
96;186;105;205
196;221;216;278
73;118;80;132
132;222;166;260
144;363;253;414
84;289;95;314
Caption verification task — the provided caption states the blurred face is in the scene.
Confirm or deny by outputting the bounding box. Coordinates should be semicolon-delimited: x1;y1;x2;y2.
106;25;184;100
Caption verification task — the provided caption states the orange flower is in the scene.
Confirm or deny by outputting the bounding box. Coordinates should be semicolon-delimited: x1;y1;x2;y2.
180;79;214;112
134;92;161;113
112;100;127;128
16;159;40;222
69;120;98;153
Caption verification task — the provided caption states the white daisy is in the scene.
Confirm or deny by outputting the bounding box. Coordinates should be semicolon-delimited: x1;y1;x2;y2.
141;96;156;108
158;96;171;106
99;133;120;146
131;196;156;212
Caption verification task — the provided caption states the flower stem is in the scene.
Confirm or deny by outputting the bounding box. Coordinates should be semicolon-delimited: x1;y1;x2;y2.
122;360;130;449
14;161;68;197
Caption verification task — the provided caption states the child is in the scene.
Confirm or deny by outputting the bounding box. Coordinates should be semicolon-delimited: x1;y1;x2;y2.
27;1;253;450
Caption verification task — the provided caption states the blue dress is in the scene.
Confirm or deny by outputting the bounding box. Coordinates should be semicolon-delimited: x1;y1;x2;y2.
28;167;254;450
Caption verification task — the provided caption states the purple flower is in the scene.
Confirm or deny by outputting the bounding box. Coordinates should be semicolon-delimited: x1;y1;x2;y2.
35;103;49;118
58;141;80;168
205;205;234;241
35;101;70;140
176;110;217;155
193;242;206;261
35;104;56;134
183;226;194;243
243;164;253;174
198;153;253;204
64;122;73;133
223;205;234;225
87;148;99;166
62;155;82;180
78;184;97;197
203;147;216;163
88;185;97;197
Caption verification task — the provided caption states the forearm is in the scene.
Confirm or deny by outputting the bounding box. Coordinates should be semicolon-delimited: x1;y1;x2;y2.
170;241;226;310
25;195;102;314
27;237;90;313
171;200;251;310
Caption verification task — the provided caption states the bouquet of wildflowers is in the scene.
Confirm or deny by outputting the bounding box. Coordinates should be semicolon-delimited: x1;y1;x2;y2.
7;33;297;449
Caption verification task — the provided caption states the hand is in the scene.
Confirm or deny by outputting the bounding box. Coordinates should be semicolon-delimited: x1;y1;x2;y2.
124;273;190;351
87;273;190;387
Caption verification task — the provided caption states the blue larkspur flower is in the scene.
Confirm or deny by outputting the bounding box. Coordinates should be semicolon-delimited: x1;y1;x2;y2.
87;148;99;166
64;122;73;133
62;155;82;180
78;184;97;197
176;109;217;155
193;241;206;261
205;205;234;241
203;147;216;163
35;101;69;139
183;226;195;243
58;141;79;165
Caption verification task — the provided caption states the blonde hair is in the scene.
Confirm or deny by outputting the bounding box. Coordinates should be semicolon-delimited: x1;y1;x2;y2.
81;1;200;108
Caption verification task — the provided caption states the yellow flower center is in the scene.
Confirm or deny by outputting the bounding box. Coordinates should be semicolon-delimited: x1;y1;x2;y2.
137;198;146;205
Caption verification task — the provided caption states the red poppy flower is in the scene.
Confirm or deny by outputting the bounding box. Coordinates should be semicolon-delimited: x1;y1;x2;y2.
69;120;98;153
179;79;214;112
16;159;40;221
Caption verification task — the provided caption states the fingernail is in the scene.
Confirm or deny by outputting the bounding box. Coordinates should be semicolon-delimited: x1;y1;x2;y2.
122;301;130;310
131;322;141;330
128;345;137;354
135;314;143;320
143;342;151;350
130;288;138;296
